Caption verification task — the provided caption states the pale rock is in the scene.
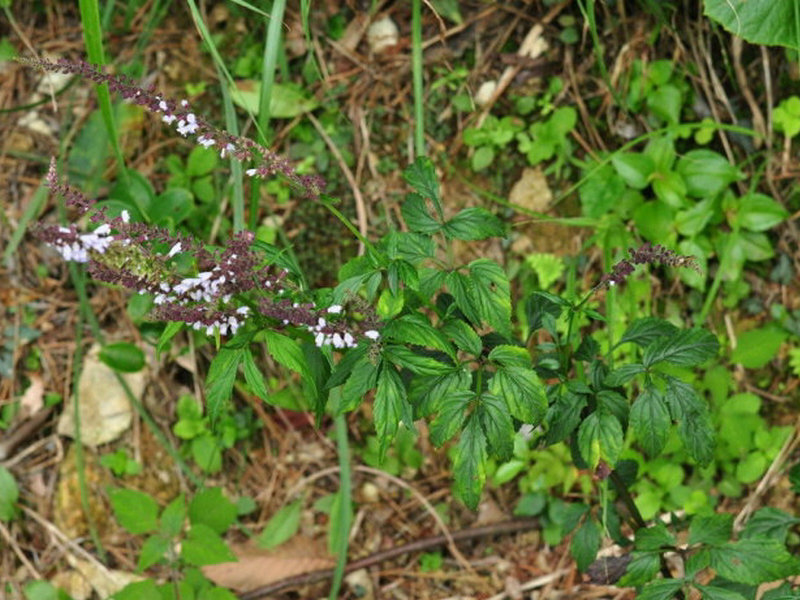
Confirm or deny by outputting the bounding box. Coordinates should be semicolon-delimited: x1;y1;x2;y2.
367;16;399;54
475;80;497;107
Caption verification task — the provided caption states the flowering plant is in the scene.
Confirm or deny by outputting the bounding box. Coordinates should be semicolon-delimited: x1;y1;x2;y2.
35;59;800;592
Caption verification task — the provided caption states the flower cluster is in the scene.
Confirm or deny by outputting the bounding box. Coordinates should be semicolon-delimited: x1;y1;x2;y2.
24;57;325;199
600;243;699;288
37;161;380;347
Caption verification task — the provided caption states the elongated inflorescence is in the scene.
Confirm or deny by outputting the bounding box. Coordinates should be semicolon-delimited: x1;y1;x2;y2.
600;242;699;288
29;56;380;348
24;57;326;198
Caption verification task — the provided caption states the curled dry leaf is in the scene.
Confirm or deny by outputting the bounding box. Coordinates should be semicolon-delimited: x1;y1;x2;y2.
202;535;335;592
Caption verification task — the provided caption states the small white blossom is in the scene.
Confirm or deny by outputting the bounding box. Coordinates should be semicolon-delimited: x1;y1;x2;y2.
327;304;343;314
245;168;258;177
121;210;130;223
167;242;182;258
364;330;380;340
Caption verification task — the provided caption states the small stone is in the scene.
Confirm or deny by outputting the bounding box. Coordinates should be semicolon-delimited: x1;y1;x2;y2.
475;80;498;107
367;16;399;54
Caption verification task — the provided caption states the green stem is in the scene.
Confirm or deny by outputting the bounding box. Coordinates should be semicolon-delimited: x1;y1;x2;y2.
329;412;352;599
411;0;425;158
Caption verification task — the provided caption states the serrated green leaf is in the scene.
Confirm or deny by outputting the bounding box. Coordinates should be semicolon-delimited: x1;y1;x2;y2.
413;368;472;418
383;345;453;375
265;331;313;380
110;580;161;600
630;387;670;457
468;259;512;338
430;390;472;447
571;518;601;572
489;366;547;424
694;584;748;600
374;367;412;460
577;411;623;469
604;364;647;387
160;494;186;538
137;534;170;571
257;500;302;549
442;319;483;356
619;318;680;348
205;347;243;424
635;522;676;551
242;348;269;402
488;345;532;368
689;513;733;546
335;357;379;415
403;157;443;219
182;523;237;566
709;538;800;585
642;329;719;367
189;488;237;535
477;393;514;460
668;380;714;467
454;416;487;509
108;488;159;534
446;271;482;326
156;321;183;359
443;207;505;241
326;344;368;389
401;193;442;234
544;390;587;445
618;552;662;586
382;313;455;358
637;579;684;600
741;507;800;542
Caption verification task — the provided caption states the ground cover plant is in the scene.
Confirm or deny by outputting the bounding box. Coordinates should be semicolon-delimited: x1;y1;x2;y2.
2;1;800;599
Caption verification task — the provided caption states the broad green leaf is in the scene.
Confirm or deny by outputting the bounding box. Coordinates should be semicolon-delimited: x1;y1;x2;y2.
611;153;655;189
652;170;688;208
0;466;19;522
630;387;670;457
430;390;472;446
676;198;715;236
571;518;601;572
382;313;455;358
604;364;647;387
108;488;159;534
442;319;482;356
387;259;419;293
99;342;145;373
737;451;768;484
182;523;237;566
577;411;623;468
694;585;748;600
647;84;682;124
524;291;568;335
477;394;514;460
382;345;453;376
689;513;733;546
265;331;313;380
488;345;531;368
730;326;787;369
257;500;302;549
471;145;495;171
242;348;269;402
736;193;788;231
326;344;368;389
741;507;800;541
205;347;243;424
635;523;676;551
620;318;680;348
191;435;222;473
412;368;472;418
709;538;800;585
149;188;194;226
377;288;404;319
159;494;186;538
489;366;547;424
454;416;487;510
580;163;627;218
633;201;676;243
230;80;318;117
774;96;800;138
663;375;705;421
443;207;505;240
637;579;685;600
403;157;443;219
544;390;587;445
703;0;800;50
679;405;715;466
739;230;775;261
110;580;161;600
642;329;719;367
335;357;379;415
447;271;482;327
401;193;442;234
137;534;170;571
467;259;512;338
156;321;183;359
676;149;743;198
374;367;412;460
189;488;237;535
618;552;662;586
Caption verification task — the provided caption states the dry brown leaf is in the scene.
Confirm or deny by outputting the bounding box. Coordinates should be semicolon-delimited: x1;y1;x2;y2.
202;536;335;592
19;373;44;416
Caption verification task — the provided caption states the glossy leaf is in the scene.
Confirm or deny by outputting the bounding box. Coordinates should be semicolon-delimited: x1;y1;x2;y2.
689;513;733;546
741;507;800;542
99;342;145;373
205;347;243;424
488;345;532;368
676;149;743;198
737;193;788;231
709;538;800;584
619;318;680;348
489;366;547;424
374;366;412;459
611;153;655;189
403;157;443;219
577;411;623;468
630;386;670;457
443;207;505;240
477;393;514;460
401;193;442;234
442;319;483;356
571;518;601;572
335;356;379;415
430;390;472;447
382;313;455;358
642;329;719;367
467;259;512;338
454;416;487;510
604;364;647;387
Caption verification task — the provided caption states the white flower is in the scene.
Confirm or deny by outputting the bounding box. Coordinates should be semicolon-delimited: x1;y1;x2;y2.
121;210;130;223
245;168;258;177
158;100;168;112
167;242;182;258
364;330;380;340
327;304;343;314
